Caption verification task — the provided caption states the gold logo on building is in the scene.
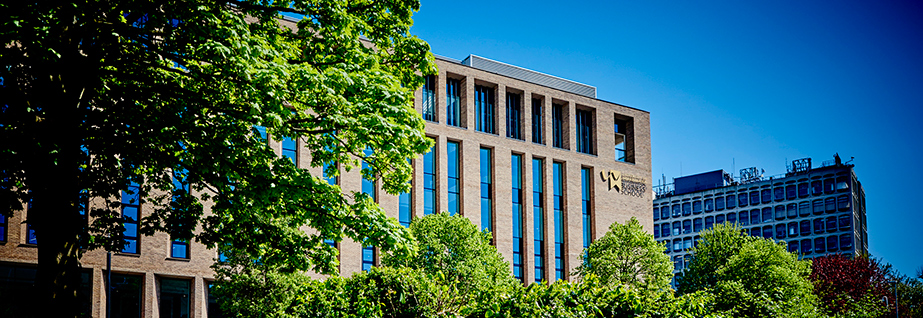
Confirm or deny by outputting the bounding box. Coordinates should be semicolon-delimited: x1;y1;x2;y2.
601;170;647;197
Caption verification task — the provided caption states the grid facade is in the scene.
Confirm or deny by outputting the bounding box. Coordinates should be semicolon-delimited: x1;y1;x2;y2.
652;163;868;287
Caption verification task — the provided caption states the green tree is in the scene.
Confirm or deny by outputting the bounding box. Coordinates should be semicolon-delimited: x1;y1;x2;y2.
0;0;435;316
677;223;820;317
382;213;518;314
572;217;673;294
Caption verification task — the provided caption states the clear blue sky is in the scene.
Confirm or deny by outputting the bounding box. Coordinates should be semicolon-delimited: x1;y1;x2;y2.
411;0;923;276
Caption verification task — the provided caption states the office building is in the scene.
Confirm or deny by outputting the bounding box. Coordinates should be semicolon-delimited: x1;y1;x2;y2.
0;51;653;317
652;156;867;285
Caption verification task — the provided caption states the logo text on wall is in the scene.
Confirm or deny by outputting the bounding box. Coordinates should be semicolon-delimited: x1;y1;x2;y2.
601;170;647;197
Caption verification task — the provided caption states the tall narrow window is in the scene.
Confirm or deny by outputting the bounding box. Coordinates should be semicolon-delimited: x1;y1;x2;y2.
511;154;524;281
362;148;376;202
159;278;190;318
446;78;461;126
281;137;296;163
121;184;141;254
447;141;460;215
422;75;437;121
399;160;412;227
362;245;376;272
506;93;522;139
532;98;543;144
423;143;436;216
475;85;495;134
170;169;189;259
532;158;545;282
552;104;564;148
26;199;37;244
581;168;592;249
576;110;593;154
0;213;5;243
553;162;565;280
480;148;493;233
614;117;628;162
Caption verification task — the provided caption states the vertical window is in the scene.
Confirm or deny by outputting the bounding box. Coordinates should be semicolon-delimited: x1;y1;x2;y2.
159;278;190;318
531;98;543;144
761;189;772;204
705;216;714;230
398;160;412;227
813;200;824;215
811;181;823;195
693;218;703;232
726;195;736;209
787;203;798;218
614;117;629;162
840;234;853;249
672;204;680;217
661;223;670;237
798;183;809;197
704;199;714;212
447;141;460;215
738;212;749;226
511;154;524;281
682;202;691;216
815;238;826;254
672;221;681;236
26;199;38;244
682;220;691;234
0;214;5;243
775;205;786;220
762;208;772;223
506;93;522;140
838;215;851;231
553;162;565;280
581;168;592;250
801;239;812;254
475;85;495;134
715;214;725;225
281;137;297;164
749;191;759;206
532;158;545;283
121;184;141;254
788;222;798;236
362;245;376;272
738;192;749;207
824;179;835;194
786;185;796;200
362;148;376;202
774;187;785;201
423;144;436;216
446;78;461;126
837;195;850;211
788;241;799;253
422;75;436;122
836;176;849;192
207;283;225;318
654;224;661;238
800;220;811;236
552;104;564;148
653;205;660;221
825;197;836;213
749;227;760;237
660;206;670;220
109;274;142;318
480;148;493;233
575;109;593;154
715;196;725;210
673;239;682;252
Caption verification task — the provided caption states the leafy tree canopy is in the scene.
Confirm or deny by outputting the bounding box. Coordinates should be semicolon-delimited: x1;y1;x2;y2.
572;217;672;294
1;0;435;316
810;254;890;317
677;223;820;317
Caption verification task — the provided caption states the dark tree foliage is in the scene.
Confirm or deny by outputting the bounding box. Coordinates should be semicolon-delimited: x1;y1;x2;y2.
810;254;890;316
0;0;435;316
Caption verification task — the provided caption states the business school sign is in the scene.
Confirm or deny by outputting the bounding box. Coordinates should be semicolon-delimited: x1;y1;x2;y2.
601;170;647;197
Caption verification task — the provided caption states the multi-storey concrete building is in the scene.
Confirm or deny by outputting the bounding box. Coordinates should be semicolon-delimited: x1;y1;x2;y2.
0;52;653;317
652;156;867;285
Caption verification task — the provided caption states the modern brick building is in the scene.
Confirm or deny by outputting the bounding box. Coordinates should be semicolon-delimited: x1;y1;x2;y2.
0;52;653;317
652;156;867;286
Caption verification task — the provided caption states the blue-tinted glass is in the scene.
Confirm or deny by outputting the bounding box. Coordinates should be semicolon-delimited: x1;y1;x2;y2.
255;126;267;140
553;162;564;280
282;137;296;163
512;154;524;280
575;110;593;154
172;168;188;191
532;158;545;282
446;79;461;126
447;141;460;215
122;239;137;254
122;185;140;205
362;148;375;201
362;246;375;271
581;168;591;249
324;239;337;248
507;93;522;139
0;214;5;242
123;223;138;237
27;224;38;244
424;145;436;215
399;191;411;227
532;99;543;144
422;75;436;121
480;148;492;232
323;162;337;185
552;104;563;148
171;241;188;259
122;206;138;221
475;86;495;134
